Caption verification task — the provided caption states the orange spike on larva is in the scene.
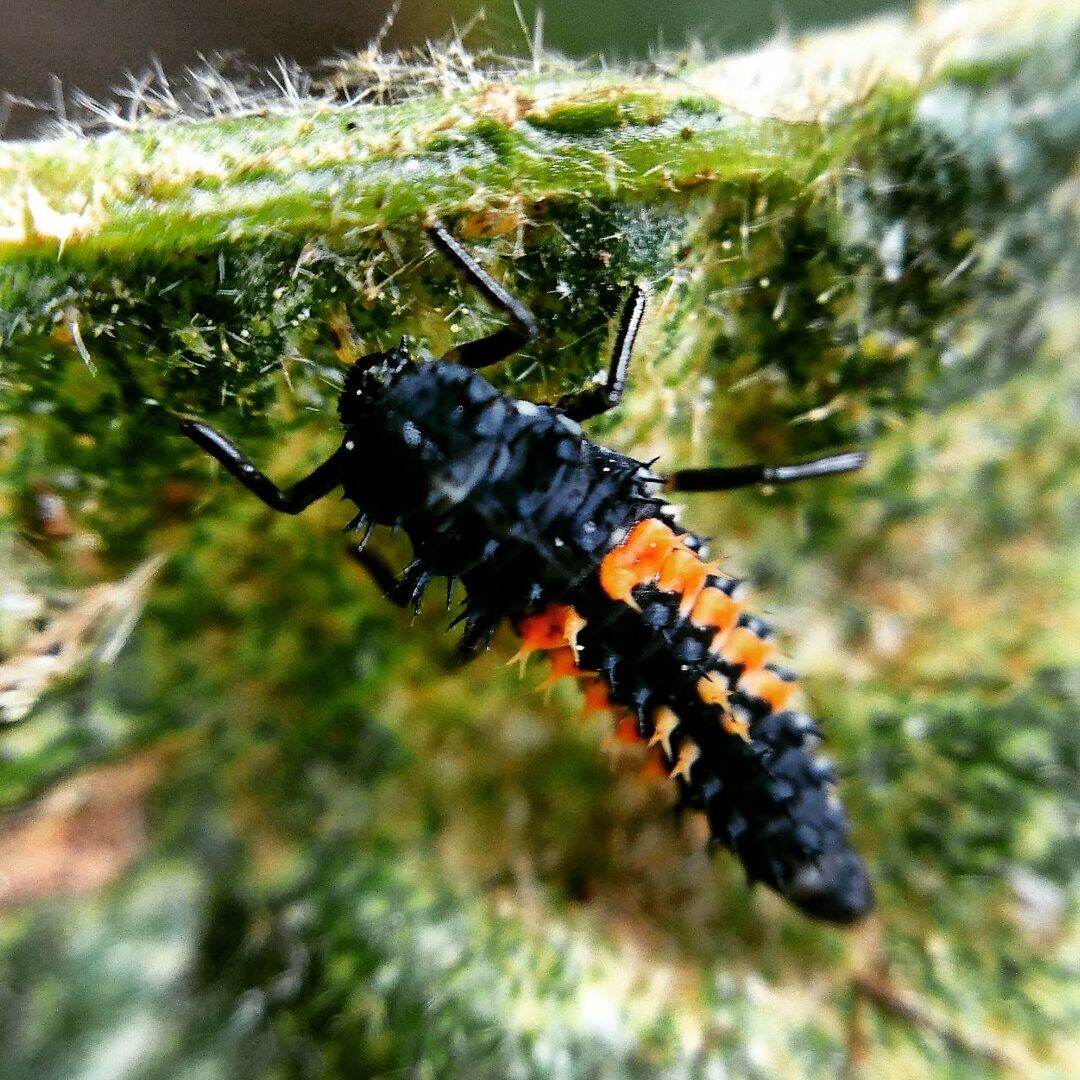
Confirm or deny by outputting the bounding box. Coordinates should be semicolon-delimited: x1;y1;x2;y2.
505;644;536;674
623;517;682;561
647;705;681;758
669;738;701;782
698;674;751;740
722;712;752;742
697;672;732;710
657;547;710;616
582;678;614;715
722;626;778;672
565;613;587;653
599;518;682;606
596;568;643;610
510;604;587;671
541;646;590;686
539;648;591;699
739;668;798;712
689;588;743;640
517;604;586;651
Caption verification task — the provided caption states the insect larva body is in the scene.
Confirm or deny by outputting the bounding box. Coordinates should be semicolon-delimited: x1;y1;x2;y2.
181;221;872;923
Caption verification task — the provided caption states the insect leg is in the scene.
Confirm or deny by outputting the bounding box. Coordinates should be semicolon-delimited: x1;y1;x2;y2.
665;451;866;493
347;547;412;608
427;221;539;369
347;546;436;615
181;419;345;513
555;286;647;422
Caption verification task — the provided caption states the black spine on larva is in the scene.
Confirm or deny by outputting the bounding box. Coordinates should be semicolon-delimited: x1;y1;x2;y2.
337;352;871;922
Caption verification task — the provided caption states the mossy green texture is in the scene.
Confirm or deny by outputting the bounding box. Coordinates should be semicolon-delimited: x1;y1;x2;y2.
0;83;837;259
1;4;1079;1077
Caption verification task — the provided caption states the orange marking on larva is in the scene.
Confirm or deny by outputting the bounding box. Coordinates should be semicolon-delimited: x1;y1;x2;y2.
698;673;749;741
615;715;644;745
739;669;798;712
689;588;743;645
696;672;732;710
542;646;590;687
599;518;682;607
647;705;680;758
722;713;752;743
521;605;586;651
582;678;613;715
510;604;586;670
657;547;710;617
722;626;777;671
562;610;587;652
669;738;700;782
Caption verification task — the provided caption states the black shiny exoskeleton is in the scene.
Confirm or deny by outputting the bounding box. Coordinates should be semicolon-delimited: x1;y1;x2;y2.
181;222;872;922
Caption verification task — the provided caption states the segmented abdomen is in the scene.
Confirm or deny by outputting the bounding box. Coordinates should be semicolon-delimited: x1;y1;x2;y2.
516;516;873;923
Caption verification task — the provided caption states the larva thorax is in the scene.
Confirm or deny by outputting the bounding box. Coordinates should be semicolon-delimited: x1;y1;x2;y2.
337;352;660;625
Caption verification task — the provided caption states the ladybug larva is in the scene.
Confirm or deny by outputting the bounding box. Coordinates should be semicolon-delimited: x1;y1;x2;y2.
182;221;872;923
